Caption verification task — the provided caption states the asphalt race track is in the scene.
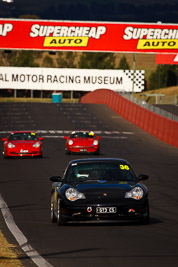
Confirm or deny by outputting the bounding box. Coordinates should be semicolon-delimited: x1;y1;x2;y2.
0;102;178;267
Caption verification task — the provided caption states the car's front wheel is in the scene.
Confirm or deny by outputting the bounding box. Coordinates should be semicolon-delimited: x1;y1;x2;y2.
57;198;66;225
50;197;57;223
95;149;100;155
3;152;9;159
65;149;71;155
140;205;150;225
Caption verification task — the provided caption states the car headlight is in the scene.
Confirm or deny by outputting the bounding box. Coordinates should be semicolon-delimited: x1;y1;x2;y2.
65;188;86;201
68;140;73;145
32;142;40;148
125;187;143;200
93;140;98;146
7;143;15;148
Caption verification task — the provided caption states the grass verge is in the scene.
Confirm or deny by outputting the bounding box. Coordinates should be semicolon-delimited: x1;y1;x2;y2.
0;97;79;103
135;86;178;104
0;230;23;267
137;86;178;96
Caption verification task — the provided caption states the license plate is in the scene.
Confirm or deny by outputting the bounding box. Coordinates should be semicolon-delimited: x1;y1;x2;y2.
96;207;117;214
20;149;28;153
80;149;87;152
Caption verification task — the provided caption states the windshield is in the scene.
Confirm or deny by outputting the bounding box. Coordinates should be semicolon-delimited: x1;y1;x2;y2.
65;161;137;183
9;132;38;141
70;131;95;139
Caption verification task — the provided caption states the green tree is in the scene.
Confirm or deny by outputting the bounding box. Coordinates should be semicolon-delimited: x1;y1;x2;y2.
56;52;77;68
118;55;130;70
0;50;18;66
149;65;177;90
42;55;54;67
78;52;116;69
0;50;41;67
13;51;39;67
14;50;39;67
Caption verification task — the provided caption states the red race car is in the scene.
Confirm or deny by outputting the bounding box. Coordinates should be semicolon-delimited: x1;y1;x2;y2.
2;131;43;158
64;130;101;155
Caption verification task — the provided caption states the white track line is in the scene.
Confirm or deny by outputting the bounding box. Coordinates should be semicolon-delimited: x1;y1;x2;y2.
42;136;128;139
0;130;134;135
0;194;53;267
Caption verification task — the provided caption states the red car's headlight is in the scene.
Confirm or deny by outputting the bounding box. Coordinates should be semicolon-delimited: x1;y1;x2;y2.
32;142;41;148
7;143;16;148
68;140;73;145
93;140;98;146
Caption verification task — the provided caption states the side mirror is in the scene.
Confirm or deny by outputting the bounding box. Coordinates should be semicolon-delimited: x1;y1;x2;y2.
38;137;43;141
2;138;8;142
138;174;149;181
50;176;62;182
97;136;101;140
64;136;68;140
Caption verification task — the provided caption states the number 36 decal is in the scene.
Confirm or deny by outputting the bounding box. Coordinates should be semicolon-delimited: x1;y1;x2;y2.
120;164;130;170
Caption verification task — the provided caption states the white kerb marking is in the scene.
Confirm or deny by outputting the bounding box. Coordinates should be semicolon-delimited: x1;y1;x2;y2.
0;194;53;267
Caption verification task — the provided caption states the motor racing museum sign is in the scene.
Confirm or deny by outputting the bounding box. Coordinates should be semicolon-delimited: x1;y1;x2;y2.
0;67;144;92
0;19;178;53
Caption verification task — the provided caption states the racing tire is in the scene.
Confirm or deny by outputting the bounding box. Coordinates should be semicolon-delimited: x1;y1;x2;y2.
50;197;57;223
66;150;71;155
4;156;10;159
36;155;43;159
140;214;150;225
57;198;66;225
95;149;100;155
140;205;150;225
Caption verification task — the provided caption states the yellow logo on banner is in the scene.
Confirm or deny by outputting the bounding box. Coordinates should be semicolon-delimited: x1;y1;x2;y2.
43;37;89;47
137;39;178;49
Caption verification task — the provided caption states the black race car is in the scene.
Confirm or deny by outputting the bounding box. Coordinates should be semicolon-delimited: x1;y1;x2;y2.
50;158;149;225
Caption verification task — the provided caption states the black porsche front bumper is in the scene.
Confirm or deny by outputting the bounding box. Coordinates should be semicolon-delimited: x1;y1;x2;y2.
60;200;149;223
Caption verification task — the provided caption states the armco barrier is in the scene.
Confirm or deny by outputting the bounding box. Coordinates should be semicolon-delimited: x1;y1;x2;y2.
80;89;178;148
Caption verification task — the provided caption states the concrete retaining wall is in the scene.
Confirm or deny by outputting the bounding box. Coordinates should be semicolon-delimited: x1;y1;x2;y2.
80;89;178;148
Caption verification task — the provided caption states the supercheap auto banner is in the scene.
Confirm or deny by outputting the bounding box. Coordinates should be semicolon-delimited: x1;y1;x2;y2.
0;19;178;53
